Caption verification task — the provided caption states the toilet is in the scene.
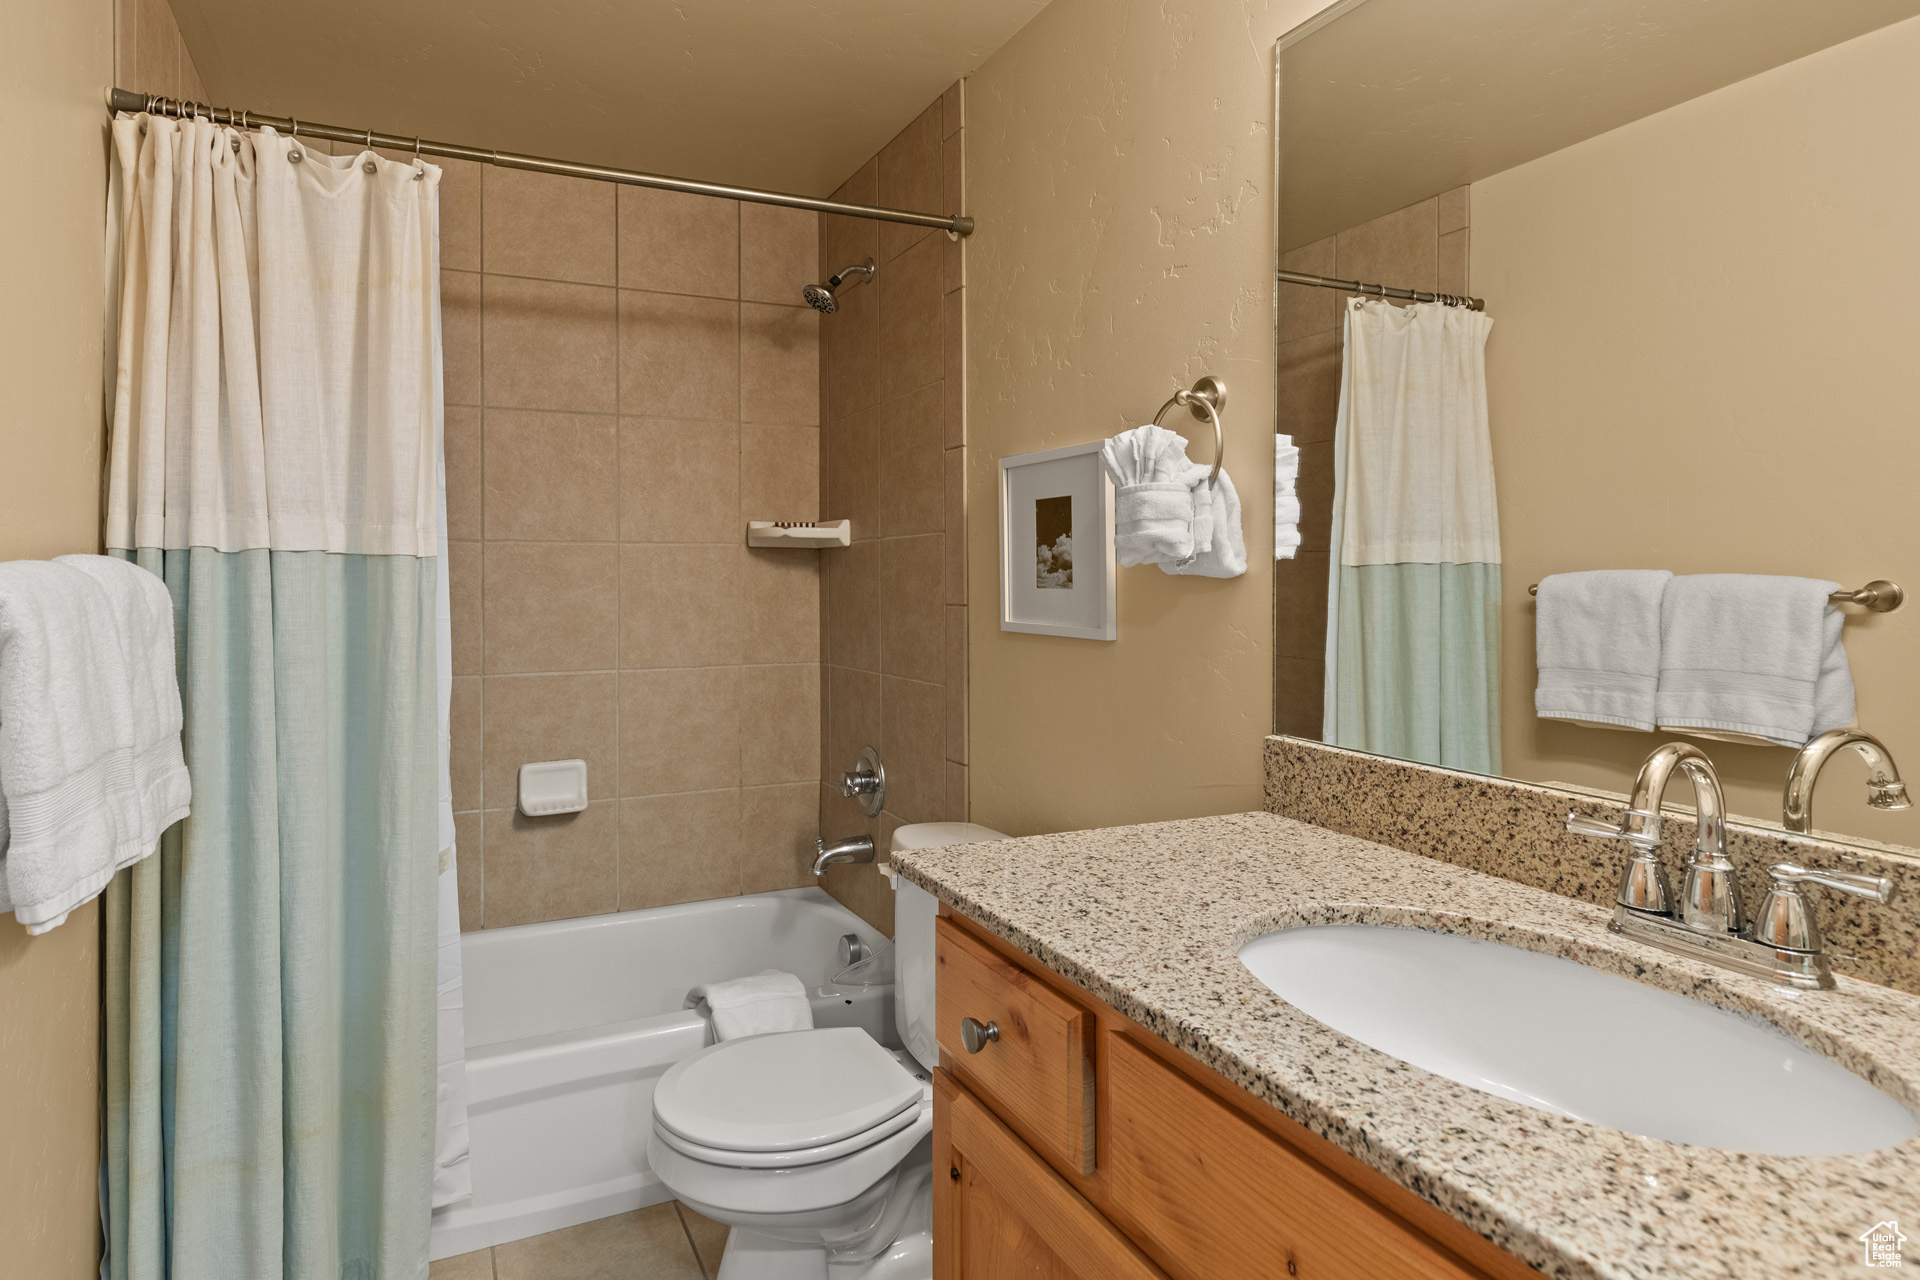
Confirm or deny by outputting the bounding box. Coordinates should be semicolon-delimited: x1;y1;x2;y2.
648;822;1009;1279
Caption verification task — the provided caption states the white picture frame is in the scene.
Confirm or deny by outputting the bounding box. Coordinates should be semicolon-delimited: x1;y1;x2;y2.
999;442;1118;640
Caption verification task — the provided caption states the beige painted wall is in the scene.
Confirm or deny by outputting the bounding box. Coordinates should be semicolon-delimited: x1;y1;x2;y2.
0;0;112;1270
963;0;1337;836
1475;17;1920;846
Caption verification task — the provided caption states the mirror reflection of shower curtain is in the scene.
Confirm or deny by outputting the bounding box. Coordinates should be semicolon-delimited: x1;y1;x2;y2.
1322;299;1501;774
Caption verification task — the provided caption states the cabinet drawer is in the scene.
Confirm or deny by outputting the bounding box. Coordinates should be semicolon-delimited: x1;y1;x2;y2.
935;917;1096;1174
1106;1034;1482;1280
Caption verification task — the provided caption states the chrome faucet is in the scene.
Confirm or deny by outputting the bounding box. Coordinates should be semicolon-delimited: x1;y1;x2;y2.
1567;742;1895;989
811;835;875;877
1781;729;1912;834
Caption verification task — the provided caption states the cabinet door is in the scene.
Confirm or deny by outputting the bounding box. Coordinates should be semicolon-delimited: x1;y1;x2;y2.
935;1072;1168;1280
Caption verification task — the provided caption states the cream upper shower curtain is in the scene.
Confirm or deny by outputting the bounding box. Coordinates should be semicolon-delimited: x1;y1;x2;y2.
102;111;469;1279
1323;298;1502;773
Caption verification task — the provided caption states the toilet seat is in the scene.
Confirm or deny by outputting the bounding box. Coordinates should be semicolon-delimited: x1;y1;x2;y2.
654;1027;924;1154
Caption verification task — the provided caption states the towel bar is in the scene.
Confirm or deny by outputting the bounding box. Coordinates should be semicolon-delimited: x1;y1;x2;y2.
1525;579;1903;613
1152;376;1226;484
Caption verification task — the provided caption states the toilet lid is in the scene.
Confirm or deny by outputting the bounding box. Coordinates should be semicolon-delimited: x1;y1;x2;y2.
653;1027;924;1153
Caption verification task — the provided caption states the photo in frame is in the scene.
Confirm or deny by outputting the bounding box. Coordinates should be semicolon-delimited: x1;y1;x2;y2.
998;442;1117;640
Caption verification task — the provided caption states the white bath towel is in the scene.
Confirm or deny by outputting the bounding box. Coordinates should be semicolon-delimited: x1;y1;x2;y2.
1534;570;1673;731
686;969;814;1041
0;557;190;934
1102;424;1209;567
1274;435;1301;561
1164;471;1247;579
1655;574;1854;748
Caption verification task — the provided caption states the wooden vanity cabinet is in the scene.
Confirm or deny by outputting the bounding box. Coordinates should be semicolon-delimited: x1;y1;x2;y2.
931;913;1538;1280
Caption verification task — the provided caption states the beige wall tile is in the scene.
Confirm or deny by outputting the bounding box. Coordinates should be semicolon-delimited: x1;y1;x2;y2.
618;291;739;421
1438;185;1470;236
445;405;481;540
482;410;619;542
1273;551;1330;660
741;304;819;425
945;760;968;823
619;544;742;668
618;187;739;298
448;539;482;675
942;80;964;140
742;204;819;306
944;447;966;604
1296;440;1335;554
114;0;136;86
1438;228;1469;297
437;158;483;273
618;667;742;796
881;676;944;824
1279;237;1338;343
825;539;879;671
484;167;615;285
942;290;964;447
482;542;618;672
880;535;943;685
945;605;967;765
825;159;879;269
824;269;882;419
481;671;617;804
441;271;482;406
1336;196;1439;296
825;406;879;538
1276;330;1341;446
740;548;820;666
741;423;819;523
944;133;965;295
740;783;820;893
741;664;821;786
826;665;882;784
451;675;482;811
878;102;943;263
483;276;617;414
619;790;741;910
1274;654;1325;741
482;801;618;928
135;0;178;101
453;812;483;933
619;418;740;543
881;235;943;400
494;1204;704;1279
878;382;943;536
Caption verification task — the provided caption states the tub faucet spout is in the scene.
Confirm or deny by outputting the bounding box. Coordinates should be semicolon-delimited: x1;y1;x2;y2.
812;835;875;877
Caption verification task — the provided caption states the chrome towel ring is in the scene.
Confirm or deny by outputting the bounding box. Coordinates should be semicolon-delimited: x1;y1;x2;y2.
1151;376;1227;484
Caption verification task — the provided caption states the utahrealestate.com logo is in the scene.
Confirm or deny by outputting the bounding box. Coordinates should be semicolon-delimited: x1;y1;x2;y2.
1861;1221;1907;1268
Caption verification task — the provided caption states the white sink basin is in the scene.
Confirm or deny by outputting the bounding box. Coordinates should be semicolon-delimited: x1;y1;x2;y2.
1238;924;1920;1155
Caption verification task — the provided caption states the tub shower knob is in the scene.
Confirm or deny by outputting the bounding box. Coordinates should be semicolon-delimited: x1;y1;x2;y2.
839;745;886;817
959;1017;1000;1054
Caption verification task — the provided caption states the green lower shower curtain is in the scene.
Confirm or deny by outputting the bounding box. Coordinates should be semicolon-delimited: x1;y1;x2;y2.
100;112;448;1278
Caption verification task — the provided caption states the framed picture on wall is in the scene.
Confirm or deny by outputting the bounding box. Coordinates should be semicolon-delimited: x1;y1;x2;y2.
998;442;1117;640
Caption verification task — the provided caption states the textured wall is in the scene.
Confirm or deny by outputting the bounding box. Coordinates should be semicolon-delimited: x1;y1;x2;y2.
817;85;969;936
0;0;113;1271
963;0;1337;836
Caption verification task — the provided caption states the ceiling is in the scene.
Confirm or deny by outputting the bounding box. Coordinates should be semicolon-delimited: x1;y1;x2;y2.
1279;0;1920;250
167;0;1051;197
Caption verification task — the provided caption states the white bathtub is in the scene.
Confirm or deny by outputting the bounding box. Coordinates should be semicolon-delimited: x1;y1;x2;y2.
429;887;893;1259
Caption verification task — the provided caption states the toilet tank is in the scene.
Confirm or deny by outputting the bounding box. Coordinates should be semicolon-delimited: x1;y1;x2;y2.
891;822;1009;1071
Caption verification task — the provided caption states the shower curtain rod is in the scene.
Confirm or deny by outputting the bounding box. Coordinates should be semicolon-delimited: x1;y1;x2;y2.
1277;267;1482;311
106;88;975;238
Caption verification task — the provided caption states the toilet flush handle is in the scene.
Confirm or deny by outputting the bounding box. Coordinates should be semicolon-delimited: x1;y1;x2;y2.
959;1017;1000;1054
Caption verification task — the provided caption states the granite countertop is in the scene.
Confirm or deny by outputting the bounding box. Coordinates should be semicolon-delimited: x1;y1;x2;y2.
890;810;1920;1280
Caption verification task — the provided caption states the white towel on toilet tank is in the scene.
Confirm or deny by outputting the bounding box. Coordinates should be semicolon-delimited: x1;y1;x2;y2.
686;969;814;1040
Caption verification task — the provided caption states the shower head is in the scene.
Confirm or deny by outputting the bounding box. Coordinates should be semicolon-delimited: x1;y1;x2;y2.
803;259;876;314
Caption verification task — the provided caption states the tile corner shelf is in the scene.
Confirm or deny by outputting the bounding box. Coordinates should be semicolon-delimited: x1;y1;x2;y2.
747;519;851;549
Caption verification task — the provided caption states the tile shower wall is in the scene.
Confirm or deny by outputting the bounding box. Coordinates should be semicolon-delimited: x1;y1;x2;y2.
115;0;211;103
1273;189;1469;738
817;83;968;934
441;166;827;930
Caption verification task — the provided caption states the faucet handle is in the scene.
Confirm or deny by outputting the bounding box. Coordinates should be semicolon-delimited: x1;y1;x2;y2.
1766;863;1893;903
1752;863;1893;954
1567;813;1629;840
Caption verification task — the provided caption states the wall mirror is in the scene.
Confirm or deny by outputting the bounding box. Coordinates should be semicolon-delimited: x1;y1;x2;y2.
1272;0;1920;851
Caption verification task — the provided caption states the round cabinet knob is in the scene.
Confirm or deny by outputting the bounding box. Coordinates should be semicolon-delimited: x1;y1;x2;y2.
959;1017;1000;1054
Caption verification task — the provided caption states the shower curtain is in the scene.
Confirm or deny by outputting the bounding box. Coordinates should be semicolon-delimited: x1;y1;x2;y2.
1323;298;1502;774
100;112;468;1280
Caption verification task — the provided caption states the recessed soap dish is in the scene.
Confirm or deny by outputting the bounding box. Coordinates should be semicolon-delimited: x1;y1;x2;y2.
747;519;851;548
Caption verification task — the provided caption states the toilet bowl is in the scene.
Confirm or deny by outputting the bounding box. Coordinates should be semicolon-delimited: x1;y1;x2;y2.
647;821;1008;1280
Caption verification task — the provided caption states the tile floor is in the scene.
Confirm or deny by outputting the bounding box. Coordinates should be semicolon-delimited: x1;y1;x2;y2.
429;1202;729;1280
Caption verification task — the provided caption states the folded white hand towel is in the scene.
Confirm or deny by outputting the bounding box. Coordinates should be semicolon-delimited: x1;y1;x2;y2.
1164;471;1247;579
0;557;190;934
685;969;814;1041
1655;574;1853;748
1102;425;1209;567
1274;436;1300;562
1534;570;1672;731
